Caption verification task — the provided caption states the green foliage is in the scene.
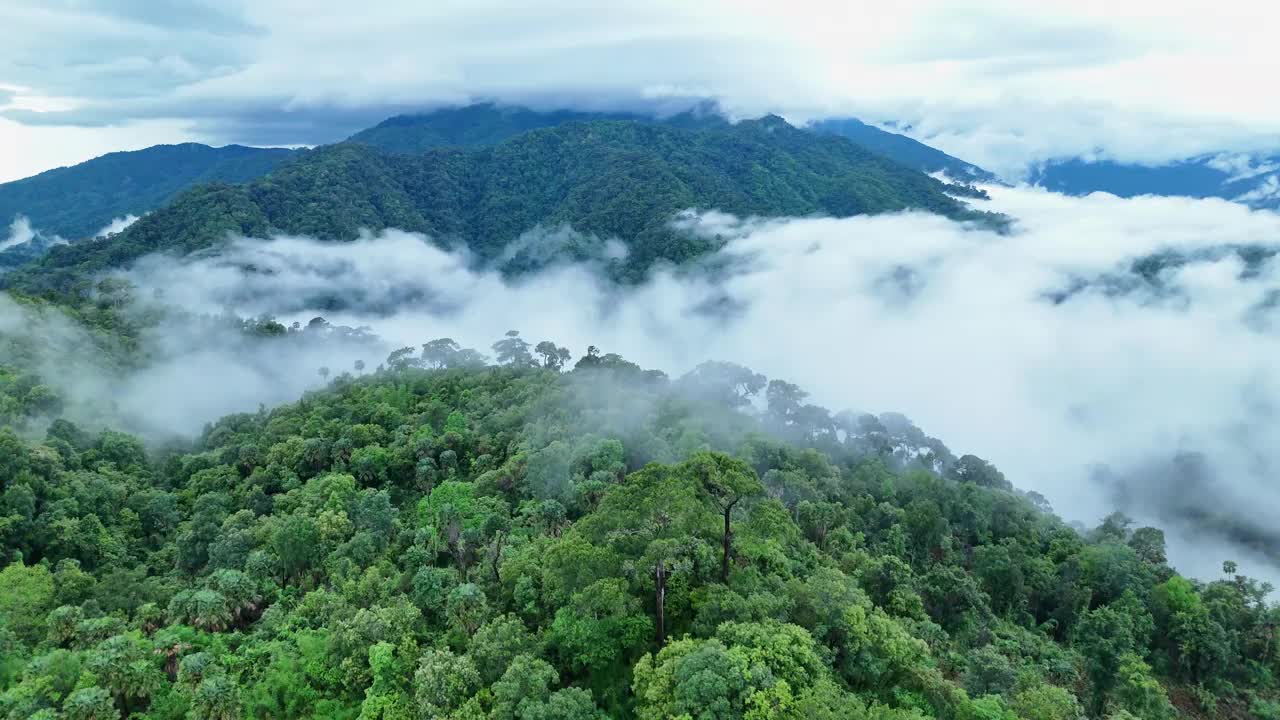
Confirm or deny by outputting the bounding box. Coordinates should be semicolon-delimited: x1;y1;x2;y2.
0;143;295;241
0;352;1277;718
8;116;997;295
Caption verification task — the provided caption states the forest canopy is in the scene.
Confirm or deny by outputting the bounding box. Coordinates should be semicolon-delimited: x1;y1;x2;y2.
1;333;1275;720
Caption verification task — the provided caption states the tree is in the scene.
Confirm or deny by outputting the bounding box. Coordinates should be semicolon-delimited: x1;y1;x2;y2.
272;514;322;585
62;687;118;720
85;634;163;717
384;347;421;371
1127;527;1167;566
766;379;807;429
470;614;538;683
534;341;572;371
1075;601;1148;714
947;455;1010;490
421;338;461;369
192;674;244;720
1010;685;1084;720
687;452;762;583
1111;653;1172;719
550;578;651;678
492;330;534;367
414;648;479;717
490;654;558;720
677;362;766;408
0;561;55;644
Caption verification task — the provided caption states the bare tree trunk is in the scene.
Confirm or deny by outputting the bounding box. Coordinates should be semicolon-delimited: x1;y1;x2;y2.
655;558;667;647
722;506;733;583
490;533;505;584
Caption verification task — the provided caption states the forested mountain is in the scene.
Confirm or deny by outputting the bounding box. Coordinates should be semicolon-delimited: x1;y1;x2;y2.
5;116;996;295
347;102;728;155
1;337;1276;720
808;118;996;182
4;95;1277;720
1031;156;1280;209
0;144;298;240
0;104;992;274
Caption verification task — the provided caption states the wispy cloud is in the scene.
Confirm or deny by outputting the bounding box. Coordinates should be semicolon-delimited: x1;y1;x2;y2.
102;184;1280;581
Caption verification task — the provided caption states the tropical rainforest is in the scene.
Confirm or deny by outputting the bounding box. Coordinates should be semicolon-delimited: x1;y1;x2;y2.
0;105;1276;720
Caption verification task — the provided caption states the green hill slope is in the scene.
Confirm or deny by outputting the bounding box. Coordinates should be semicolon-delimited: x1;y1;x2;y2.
8;116;996;294
0;143;297;240
0;343;1273;719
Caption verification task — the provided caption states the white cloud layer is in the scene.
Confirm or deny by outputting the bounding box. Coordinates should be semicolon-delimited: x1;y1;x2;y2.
95;213;140;238
0;215;37;252
2;1;1279;180
100;184;1280;582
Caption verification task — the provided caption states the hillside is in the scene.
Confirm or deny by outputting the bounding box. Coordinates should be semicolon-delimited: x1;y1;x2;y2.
0;144;298;241
1;340;1274;719
0;105;994;277
808;118;996;182
6;116;998;295
1031;156;1280;209
346;102;728;154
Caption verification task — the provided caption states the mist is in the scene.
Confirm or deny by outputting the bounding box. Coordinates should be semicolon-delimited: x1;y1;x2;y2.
95;214;140;238
0;215;39;252
8;183;1280;582
0;291;388;441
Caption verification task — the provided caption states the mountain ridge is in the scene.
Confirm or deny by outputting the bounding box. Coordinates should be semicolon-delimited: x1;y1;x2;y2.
0;143;298;241
1031;154;1280;208
4;116;997;295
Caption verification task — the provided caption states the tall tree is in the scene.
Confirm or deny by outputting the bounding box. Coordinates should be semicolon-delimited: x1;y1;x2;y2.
686;452;763;583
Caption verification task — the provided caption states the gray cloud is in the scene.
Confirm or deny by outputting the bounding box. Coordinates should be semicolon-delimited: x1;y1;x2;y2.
3;1;1278;173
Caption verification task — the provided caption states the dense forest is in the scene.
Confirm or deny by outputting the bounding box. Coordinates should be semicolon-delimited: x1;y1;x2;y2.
0;94;1275;720
4;115;998;298
0;145;297;240
1;326;1279;720
0;104;998;282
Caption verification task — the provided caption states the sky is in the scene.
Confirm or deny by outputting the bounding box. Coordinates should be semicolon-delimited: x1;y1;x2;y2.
3;0;1280;183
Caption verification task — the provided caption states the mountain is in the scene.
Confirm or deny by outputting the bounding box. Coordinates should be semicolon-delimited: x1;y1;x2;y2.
360;106;998;185
0;104;993;276
808;117;996;182
348;101;728;155
0;143;297;240
1031;155;1280;209
7;116;997;295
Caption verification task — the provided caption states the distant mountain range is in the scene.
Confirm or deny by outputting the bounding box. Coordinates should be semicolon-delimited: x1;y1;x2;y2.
807;118;996;182
5;101;1276;285
0;143;298;240
0;104;995;266
1031;155;1280;209
4;115;998;295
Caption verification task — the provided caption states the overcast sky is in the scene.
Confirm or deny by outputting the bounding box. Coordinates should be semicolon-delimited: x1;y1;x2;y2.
2;0;1279;182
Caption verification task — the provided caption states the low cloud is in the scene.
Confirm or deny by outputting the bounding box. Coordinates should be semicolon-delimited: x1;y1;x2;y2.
106;186;1280;577
0;292;386;441
8;183;1280;582
0;216;37;252
95;214;141;238
0;216;68;266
